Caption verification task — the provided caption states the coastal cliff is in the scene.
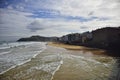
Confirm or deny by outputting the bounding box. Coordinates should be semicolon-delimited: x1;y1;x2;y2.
59;27;120;56
17;27;120;56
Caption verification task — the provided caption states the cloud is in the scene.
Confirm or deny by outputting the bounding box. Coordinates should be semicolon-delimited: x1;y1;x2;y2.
55;0;120;18
2;0;119;19
1;0;120;22
0;8;33;37
27;20;45;32
0;0;120;41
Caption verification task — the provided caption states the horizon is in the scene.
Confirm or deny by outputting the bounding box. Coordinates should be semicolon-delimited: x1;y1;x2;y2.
0;0;120;41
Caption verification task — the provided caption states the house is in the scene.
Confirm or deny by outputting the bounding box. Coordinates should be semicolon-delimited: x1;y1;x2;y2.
59;33;81;44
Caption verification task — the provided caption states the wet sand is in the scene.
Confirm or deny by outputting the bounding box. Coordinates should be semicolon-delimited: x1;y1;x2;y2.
0;43;116;80
0;46;64;80
48;42;116;80
52;55;114;80
48;42;107;55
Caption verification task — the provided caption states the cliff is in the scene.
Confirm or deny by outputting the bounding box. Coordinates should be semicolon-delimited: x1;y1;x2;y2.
59;27;120;56
18;27;120;56
90;27;120;48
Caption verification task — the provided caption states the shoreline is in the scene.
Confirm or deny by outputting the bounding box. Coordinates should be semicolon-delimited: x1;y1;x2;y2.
0;42;47;75
48;42;120;57
48;43;115;80
0;42;116;80
0;45;65;80
48;42;108;56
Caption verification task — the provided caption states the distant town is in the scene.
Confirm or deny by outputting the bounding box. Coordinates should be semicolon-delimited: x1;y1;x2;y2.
18;27;120;56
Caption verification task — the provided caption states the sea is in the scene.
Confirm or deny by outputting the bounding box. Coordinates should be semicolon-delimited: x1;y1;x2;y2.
0;41;64;80
0;42;47;74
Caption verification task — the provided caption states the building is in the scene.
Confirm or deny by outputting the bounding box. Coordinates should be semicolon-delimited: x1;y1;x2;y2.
81;32;93;43
59;33;81;44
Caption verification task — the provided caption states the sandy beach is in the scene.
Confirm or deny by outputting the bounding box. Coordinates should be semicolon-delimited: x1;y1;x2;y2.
48;42;108;55
0;42;116;80
0;45;64;80
48;42;115;80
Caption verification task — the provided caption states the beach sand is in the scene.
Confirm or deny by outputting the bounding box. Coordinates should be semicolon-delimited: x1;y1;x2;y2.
48;42;115;80
0;42;115;80
48;42;107;55
0;46;65;80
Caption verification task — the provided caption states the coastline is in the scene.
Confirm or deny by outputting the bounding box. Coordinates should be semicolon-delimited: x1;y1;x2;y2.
48;42;115;80
48;42;108;56
0;45;65;80
0;42;116;80
0;42;47;75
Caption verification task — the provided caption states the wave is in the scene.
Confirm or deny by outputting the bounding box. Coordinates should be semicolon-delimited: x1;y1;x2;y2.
51;60;63;80
0;42;40;50
0;50;12;55
0;50;46;75
0;42;46;75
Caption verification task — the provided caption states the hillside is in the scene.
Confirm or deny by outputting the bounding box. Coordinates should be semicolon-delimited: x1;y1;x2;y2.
17;35;59;42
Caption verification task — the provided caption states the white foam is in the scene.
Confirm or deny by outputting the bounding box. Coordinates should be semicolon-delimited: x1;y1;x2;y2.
29;60;63;80
67;54;102;64
0;65;16;75
0;50;12;55
0;42;46;75
0;42;40;50
50;60;63;80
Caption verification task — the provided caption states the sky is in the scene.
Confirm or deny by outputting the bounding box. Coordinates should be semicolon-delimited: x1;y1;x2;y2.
0;0;120;41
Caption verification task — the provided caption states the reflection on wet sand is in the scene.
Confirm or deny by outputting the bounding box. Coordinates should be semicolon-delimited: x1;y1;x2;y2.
49;43;117;80
109;58;120;80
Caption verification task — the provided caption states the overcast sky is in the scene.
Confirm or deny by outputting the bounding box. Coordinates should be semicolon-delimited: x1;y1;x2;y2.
0;0;120;41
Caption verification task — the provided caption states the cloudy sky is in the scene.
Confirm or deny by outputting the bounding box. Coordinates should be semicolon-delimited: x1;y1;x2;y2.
0;0;120;41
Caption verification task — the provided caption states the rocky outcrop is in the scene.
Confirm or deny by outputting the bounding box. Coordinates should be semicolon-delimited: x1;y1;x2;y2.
17;35;59;42
90;27;120;49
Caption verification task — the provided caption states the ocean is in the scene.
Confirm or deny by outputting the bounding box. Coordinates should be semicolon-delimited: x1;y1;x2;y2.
0;42;47;74
0;42;64;80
